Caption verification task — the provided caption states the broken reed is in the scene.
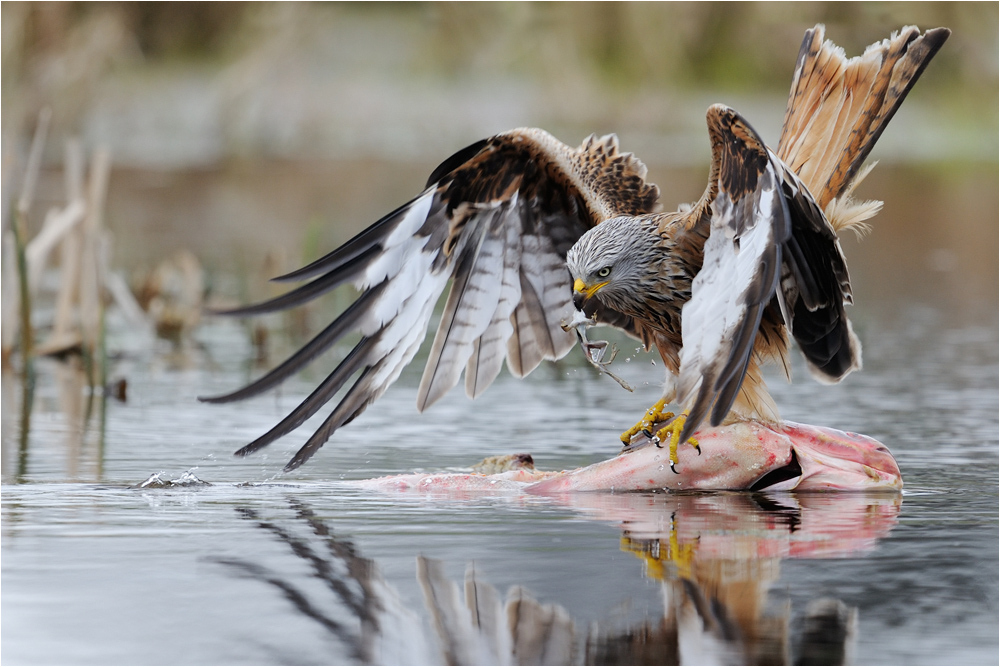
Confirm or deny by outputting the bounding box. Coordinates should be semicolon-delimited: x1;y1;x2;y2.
7;110;116;463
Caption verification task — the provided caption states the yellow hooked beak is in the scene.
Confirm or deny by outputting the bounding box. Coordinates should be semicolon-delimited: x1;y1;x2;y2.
574;278;609;299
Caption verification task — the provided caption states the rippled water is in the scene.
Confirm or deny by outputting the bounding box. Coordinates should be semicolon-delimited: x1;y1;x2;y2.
2;303;997;665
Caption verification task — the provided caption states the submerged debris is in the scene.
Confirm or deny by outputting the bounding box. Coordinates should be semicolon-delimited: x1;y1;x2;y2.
471;453;535;475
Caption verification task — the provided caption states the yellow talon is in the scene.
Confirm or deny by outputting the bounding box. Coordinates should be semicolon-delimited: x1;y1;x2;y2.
651;411;700;471
620;399;674;446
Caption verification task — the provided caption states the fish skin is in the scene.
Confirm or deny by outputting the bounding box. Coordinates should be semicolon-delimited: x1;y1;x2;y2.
775;421;902;491
525;421;795;493
351;421;901;494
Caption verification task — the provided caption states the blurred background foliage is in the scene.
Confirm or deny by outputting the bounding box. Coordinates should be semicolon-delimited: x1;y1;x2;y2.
1;2;997;320
4;2;995;160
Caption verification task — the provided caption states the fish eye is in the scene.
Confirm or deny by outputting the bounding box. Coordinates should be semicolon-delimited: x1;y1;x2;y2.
597;266;612;278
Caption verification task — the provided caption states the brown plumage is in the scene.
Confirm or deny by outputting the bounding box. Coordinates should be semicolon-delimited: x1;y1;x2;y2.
570;25;949;446
202;25;948;471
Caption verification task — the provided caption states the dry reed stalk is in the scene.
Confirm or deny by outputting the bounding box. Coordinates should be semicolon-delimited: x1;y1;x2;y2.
26;200;87;294
3;113;135;479
33;143;134;361
78;149;111;355
5;108;52;367
46;140;87;352
44;145;149;359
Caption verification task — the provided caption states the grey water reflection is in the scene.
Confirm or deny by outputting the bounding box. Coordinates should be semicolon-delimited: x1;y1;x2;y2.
2;308;997;665
211;501;384;664
215;492;898;665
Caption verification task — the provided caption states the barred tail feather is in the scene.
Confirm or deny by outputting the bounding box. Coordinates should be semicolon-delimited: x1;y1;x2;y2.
777;25;950;209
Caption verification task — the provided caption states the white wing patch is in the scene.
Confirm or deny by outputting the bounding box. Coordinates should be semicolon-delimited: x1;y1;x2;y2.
417;202;509;410
358;189;435;290
677;160;786;434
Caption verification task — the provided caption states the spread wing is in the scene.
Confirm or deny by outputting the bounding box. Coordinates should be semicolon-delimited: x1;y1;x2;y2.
676;104;859;443
200;129;659;470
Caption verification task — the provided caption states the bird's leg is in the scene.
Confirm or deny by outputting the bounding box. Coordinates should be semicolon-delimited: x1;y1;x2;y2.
620;399;675;446
651;411;701;473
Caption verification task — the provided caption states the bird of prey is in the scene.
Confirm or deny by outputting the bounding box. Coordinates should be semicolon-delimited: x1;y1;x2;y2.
202;25;949;472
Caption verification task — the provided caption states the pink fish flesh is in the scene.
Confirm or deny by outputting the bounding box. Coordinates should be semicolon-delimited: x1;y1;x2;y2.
352;420;902;494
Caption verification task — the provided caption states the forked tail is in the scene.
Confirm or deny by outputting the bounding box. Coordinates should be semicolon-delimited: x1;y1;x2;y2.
776;25;950;227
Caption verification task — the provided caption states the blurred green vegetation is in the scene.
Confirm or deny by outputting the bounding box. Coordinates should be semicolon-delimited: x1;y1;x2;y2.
6;3;995;84
1;2;995;319
3;2;996;150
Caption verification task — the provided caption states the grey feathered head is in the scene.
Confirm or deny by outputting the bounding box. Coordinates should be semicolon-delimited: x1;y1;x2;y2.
566;216;657;310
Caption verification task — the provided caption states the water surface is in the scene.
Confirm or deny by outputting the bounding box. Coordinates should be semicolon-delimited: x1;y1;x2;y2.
2;303;997;665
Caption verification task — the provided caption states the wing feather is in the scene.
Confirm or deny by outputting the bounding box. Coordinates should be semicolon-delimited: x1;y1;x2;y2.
678;104;866;443
270;197;423;284
775;166;861;382
465;203;523;398
233;336;379;457
209;128;659;468
677;106;790;443
209;245;380;317
778;25;950;208
199;282;387;404
517;217;578;361
505;276;548;378
417;203;510;411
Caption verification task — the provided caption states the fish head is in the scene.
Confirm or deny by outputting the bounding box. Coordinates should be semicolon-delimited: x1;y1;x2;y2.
770;421;902;492
525;420;902;493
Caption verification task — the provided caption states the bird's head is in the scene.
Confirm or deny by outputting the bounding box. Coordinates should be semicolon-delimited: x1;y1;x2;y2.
566;216;655;314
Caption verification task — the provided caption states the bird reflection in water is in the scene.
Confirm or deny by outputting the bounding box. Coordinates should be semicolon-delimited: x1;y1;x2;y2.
212;492;899;665
209;500;399;664
582;492;900;665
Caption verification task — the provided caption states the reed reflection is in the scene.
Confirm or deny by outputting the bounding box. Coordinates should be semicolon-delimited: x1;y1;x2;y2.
213;492;898;665
0;357;116;483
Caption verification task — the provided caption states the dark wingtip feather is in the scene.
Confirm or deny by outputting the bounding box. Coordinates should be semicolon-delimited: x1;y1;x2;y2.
224;337;377;458
211;246;378;317
200;284;386;405
919;27;951;58
270;199;416;284
280;369;377;471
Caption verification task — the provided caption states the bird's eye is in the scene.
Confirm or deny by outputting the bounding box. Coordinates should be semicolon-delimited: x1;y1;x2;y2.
597;266;612;278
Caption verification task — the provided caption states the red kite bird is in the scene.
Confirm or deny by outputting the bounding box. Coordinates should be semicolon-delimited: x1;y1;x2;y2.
203;25;949;472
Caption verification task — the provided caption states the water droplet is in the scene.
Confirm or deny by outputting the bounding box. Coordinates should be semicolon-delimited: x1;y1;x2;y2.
658;464;665;471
